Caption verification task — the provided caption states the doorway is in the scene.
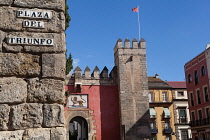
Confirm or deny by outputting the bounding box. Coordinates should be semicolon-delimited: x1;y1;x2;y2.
69;116;88;140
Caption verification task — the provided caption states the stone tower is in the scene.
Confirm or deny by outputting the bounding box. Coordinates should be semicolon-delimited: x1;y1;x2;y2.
114;38;151;140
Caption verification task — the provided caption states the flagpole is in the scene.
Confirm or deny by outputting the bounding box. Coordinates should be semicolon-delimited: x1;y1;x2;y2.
137;6;140;41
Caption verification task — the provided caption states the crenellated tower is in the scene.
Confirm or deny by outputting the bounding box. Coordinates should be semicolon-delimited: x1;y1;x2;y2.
114;38;151;140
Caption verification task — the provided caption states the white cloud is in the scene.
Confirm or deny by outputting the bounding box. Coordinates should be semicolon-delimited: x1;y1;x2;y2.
73;58;80;69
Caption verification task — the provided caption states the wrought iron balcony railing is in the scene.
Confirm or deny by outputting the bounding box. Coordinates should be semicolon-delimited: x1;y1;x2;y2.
177;117;188;124
189;118;210;127
164;127;172;134
151;128;158;134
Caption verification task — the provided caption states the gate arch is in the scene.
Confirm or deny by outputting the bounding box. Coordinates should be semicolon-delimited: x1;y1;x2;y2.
65;110;96;140
69;116;88;140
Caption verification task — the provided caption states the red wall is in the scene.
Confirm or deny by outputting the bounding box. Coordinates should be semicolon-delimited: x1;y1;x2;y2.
65;85;121;140
100;85;121;140
185;52;210;119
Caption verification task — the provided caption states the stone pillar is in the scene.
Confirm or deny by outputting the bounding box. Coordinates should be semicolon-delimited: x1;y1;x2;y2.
0;1;66;139
114;38;151;140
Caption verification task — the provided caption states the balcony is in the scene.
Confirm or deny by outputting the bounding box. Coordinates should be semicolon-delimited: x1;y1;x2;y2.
189;118;210;127
151;128;158;134
149;97;173;103
177;117;188;124
162;121;172;134
164;127;172;134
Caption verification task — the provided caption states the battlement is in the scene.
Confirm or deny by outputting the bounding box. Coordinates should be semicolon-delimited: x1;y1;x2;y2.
66;66;118;86
114;38;146;51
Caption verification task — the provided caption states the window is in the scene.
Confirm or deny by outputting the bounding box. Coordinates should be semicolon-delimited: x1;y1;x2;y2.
190;93;194;106
150;121;156;129
191;112;196;126
179;108;187;123
198;110;203;120
164;121;170;129
178;91;184;97
194;70;199;85
204;87;209;102
206;108;210;118
148;92;153;102
191;112;195;121
201;66;206;76
162;92;167;102
188;74;192;83
179;109;186;118
198;110;203;125
180;129;189;140
197;90;201;104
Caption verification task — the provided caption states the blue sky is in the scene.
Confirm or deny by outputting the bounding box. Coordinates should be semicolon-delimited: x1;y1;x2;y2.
66;0;210;81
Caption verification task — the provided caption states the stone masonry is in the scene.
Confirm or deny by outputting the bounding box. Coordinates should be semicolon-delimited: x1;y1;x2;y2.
114;38;151;140
0;1;66;139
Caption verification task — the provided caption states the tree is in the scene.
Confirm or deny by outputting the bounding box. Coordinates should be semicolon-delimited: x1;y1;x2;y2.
66;53;73;75
65;0;71;30
65;1;73;74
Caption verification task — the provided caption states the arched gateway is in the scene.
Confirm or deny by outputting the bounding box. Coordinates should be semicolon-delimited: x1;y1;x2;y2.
69;116;88;140
65;110;96;140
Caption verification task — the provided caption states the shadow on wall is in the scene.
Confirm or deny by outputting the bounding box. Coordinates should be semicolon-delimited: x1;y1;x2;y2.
125;110;151;140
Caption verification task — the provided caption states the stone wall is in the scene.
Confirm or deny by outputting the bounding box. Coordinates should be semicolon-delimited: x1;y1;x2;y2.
0;1;66;139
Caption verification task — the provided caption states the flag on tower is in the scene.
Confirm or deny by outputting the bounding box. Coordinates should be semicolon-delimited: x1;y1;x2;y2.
132;6;140;41
132;7;138;12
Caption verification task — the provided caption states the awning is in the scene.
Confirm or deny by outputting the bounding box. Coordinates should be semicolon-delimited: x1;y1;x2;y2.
163;108;170;116
150;108;156;116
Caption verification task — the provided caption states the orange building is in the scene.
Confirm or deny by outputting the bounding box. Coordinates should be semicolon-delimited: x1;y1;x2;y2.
148;74;176;140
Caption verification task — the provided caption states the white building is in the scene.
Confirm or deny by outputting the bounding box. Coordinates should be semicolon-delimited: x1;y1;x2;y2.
167;81;192;140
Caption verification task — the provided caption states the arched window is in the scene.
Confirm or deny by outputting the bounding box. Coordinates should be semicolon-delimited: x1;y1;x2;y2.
201;66;206;76
194;70;199;85
188;74;192;83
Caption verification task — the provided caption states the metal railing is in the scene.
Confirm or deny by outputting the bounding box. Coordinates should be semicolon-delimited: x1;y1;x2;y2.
189;118;210;127
151;128;158;134
177;117;188;124
164;127;172;134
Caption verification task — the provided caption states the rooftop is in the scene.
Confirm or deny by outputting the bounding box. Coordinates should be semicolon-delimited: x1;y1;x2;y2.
148;75;171;89
166;81;186;89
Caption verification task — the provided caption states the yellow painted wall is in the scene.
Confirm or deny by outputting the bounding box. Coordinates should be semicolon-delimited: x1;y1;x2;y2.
149;89;176;140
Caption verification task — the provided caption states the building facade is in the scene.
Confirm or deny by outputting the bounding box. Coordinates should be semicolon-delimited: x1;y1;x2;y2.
148;75;176;140
166;81;192;140
65;38;151;140
184;46;210;140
